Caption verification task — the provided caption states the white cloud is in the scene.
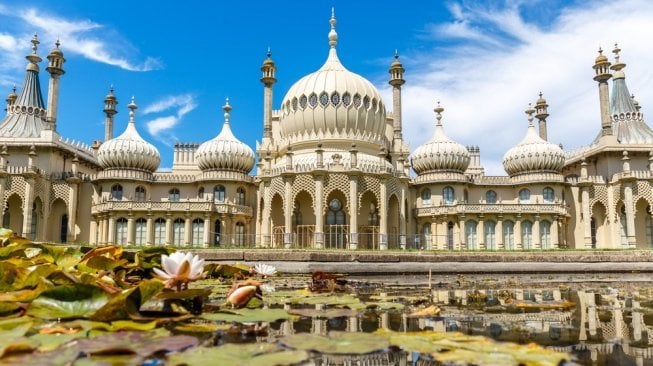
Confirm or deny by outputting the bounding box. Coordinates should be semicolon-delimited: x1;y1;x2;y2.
393;0;653;175
144;94;198;137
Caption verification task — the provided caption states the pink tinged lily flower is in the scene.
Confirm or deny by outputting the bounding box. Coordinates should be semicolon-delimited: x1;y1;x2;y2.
226;285;261;308
153;252;206;290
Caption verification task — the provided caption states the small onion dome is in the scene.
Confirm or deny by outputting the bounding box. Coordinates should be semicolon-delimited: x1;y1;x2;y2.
195;99;255;173
97;97;160;172
595;47;608;63
48;39;63;57
502;105;564;176
410;102;470;174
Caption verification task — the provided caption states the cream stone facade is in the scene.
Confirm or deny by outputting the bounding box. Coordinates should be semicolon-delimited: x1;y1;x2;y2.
2;15;653;250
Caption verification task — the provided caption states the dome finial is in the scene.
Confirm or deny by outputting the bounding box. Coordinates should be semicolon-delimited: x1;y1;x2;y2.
434;100;444;126
525;103;535;126
613;42;621;63
223;97;232;123
328;7;338;48
31;33;39;54
128;96;137;122
267;47;271;58
610;42;626;72
394;49;399;59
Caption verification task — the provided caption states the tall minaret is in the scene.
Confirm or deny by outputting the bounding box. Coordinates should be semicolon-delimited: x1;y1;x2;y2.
260;48;276;143
593;47;613;138
4;86;17;112
389;50;405;143
534;92;549;140
45;40;65;131
103;86;118;141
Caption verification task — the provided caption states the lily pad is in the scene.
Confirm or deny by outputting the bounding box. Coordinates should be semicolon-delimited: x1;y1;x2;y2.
26;284;110;320
167;343;308;366
0;347;80;366
201;308;295;323
91;279;164;321
73;331;198;357
281;331;389;355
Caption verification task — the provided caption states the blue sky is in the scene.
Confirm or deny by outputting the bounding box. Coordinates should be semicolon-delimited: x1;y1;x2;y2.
1;0;652;174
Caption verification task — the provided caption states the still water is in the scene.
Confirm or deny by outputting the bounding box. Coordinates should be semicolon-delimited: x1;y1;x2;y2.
219;272;653;365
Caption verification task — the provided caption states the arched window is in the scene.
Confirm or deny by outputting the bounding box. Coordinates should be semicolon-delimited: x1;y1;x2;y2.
326;198;345;225
154;218;166;245
519;189;530;204
135;218;146;245
60;214;68;243
486;190;497;204
168;188;180;202
115;218;128;245
198;187;205;200
590;218;597;248
540;220;551;249
192;218;204;246
368;203;379;226
214;185;226;203
521;220;533;249
293;203;302;226
484;221;496;250
214;220;222;246
465;220;477;250
235;222;245;246
447;221;455;250
443;186;455;205
543;187;554;203
236;187;246;205
173;218;185;246
30;202;38;240
503;221;515;250
135;186;146;202
421;189;432;207
111;184;123;201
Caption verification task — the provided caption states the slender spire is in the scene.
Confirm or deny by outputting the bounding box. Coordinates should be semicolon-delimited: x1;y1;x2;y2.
104;86;118;141
328;7;338;48
223;97;232;124
525;103;535;127
535;92;549;140
434;101;444;126
128;97;137;123
25;34;42;71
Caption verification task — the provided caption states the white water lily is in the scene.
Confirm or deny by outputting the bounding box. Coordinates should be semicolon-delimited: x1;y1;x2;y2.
153;252;206;290
253;263;277;277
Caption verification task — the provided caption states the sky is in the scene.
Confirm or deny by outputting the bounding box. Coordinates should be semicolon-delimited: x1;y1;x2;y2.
1;0;652;175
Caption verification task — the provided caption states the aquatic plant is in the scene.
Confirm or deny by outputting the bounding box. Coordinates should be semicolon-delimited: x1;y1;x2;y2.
153;252;206;291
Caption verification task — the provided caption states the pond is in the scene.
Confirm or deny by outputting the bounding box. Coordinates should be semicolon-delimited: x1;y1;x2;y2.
0;234;651;365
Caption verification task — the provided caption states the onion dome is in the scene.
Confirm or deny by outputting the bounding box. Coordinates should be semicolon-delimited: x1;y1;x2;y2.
502;104;565;176
195;99;255;173
97;97;160;172
410;102;470;174
278;9;387;141
0;35;47;138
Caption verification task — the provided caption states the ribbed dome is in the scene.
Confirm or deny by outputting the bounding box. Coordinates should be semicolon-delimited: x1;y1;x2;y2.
97;98;160;172
502;122;564;177
410;103;470;174
195;101;255;173
278;12;387;142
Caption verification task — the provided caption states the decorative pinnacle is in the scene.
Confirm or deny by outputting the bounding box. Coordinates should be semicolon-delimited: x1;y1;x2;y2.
612;42;621;63
525;103;535;126
128;97;137;122
434;100;444;125
31;34;39;54
328;7;338;48
267;47;271;58
223;97;232;123
394;49;399;59
55;39;60;48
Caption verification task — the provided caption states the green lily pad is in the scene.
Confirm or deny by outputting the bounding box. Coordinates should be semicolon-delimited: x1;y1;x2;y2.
26;284;110;320
73;331;198;357
0;279;51;302
73;354;144;366
30;333;86;352
91;279;164;321
281;331;389;355
0;302;21;316
201;308;295;323
269;291;361;306
167;343;308;366
0;262;30;291
0;346;80;366
0;322;39;358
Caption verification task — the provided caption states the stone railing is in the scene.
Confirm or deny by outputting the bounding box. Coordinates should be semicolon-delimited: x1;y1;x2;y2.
92;200;253;216
414;203;567;217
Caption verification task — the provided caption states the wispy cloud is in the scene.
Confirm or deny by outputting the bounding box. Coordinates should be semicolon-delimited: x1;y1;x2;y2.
0;4;161;85
143;94;198;142
392;0;653;175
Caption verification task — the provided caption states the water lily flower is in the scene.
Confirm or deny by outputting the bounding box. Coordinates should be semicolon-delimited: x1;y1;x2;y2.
253;263;277;277
153;252;206;290
226;285;261;308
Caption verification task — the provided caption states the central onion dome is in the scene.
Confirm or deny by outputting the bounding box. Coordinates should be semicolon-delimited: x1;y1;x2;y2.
195;99;255;173
97;98;160;172
411;102;471;174
279;11;387;141
503;106;564;176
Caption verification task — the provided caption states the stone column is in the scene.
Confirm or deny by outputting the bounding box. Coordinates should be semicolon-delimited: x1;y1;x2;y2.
379;179;387;250
581;186;592;248
496;217;503;249
203;213;211;247
283;177;293;248
314;175;324;248
624;182;636;248
515;219;522;250
165;215;173;245
184;215;192;246
89;218;98;245
400;185;407;249
552;217;559;248
533;216;540;250
145;214;153;246
67;183;79;242
478;217;484;250
430;221;437;250
348;175;358;249
458;217;465;250
107;214;115;244
261;182;271;246
127;214;135;246
22;178;34;237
